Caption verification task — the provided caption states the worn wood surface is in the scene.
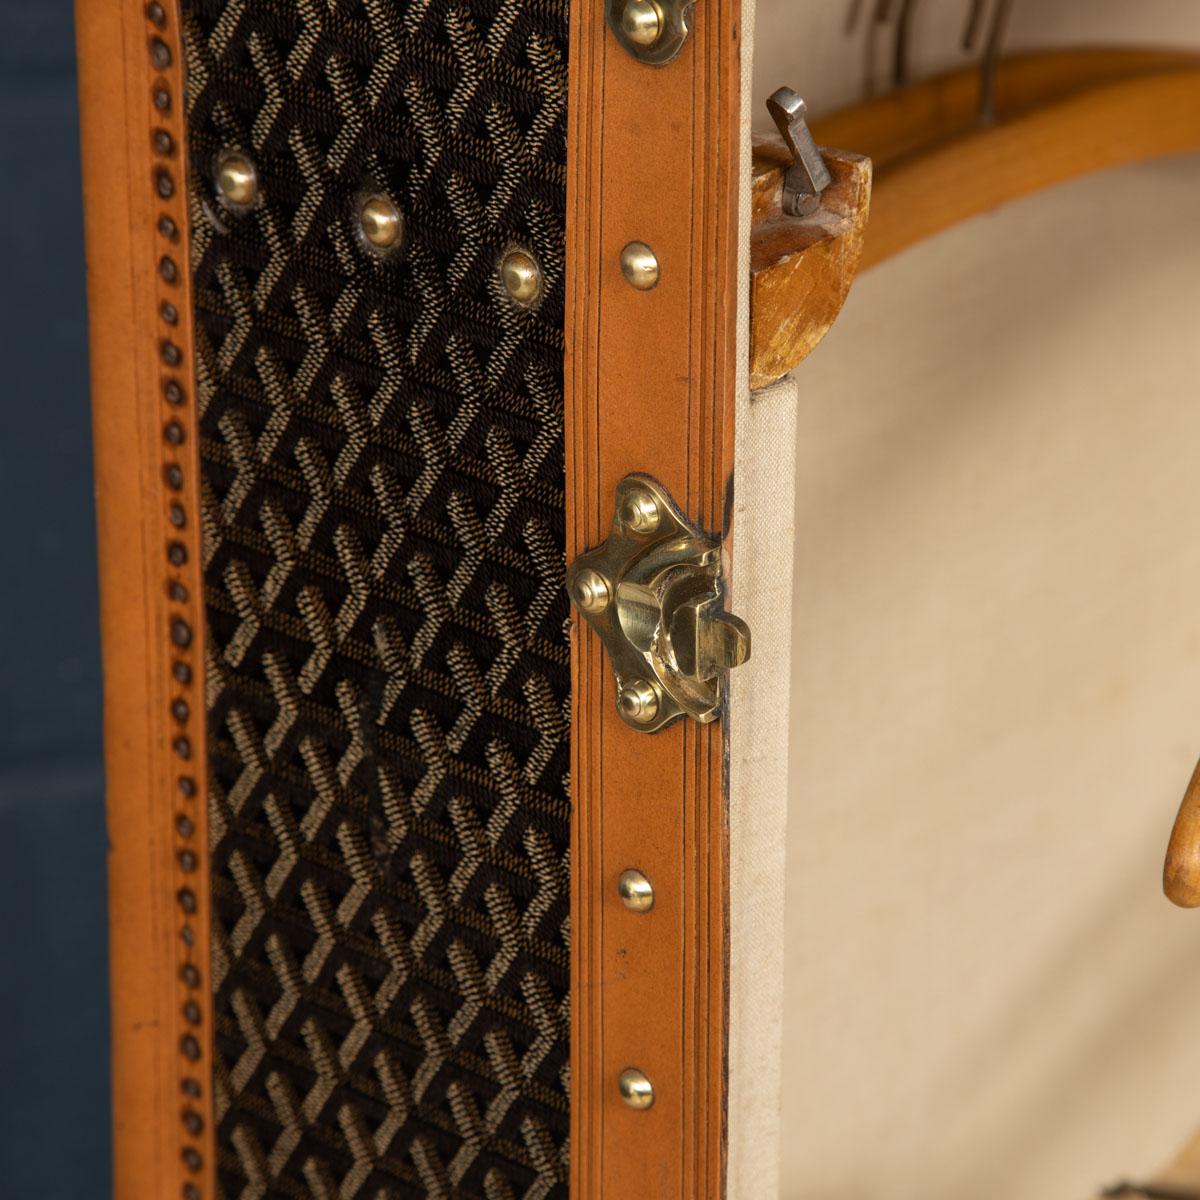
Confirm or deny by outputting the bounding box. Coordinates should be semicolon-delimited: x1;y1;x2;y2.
749;145;871;389
1165;759;1200;907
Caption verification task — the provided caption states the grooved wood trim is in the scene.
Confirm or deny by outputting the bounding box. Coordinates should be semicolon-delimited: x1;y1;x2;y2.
565;0;741;1195
76;2;213;1197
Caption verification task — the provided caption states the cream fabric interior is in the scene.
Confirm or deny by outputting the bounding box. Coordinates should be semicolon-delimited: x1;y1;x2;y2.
728;6;1200;1197
780;153;1200;1200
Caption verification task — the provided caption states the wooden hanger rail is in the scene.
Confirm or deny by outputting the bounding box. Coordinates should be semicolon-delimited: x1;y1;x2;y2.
749;46;1200;390
812;47;1200;270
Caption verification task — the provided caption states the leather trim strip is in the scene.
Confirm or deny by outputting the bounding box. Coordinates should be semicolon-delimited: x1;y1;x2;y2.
564;0;742;1194
76;2;214;1196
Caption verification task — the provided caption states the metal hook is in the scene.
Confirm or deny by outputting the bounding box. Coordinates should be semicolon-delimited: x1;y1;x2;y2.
961;0;988;51
977;0;1014;124
892;0;919;88
766;87;832;217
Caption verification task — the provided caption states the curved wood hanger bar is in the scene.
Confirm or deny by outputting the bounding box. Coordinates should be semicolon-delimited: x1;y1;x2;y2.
809;48;1200;270
812;47;1200;173
747;49;1200;388
1166;763;1200;908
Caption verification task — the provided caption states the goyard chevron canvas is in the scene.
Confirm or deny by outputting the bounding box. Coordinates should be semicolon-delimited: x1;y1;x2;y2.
185;2;572;1195
76;0;742;1194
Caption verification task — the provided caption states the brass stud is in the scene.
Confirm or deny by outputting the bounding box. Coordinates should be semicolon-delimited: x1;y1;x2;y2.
617;869;654;912
620;0;664;47
573;569;611;614
500;248;543;307
620;241;659;291
215;151;258;208
359;194;404;252
618;1067;655;1110
620;487;661;534
617;679;660;725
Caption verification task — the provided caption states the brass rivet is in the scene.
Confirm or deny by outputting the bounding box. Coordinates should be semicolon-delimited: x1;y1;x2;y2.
215;151;258;208
620;487;660;534
500;248;543;306
359;194;404;251
618;1067;655;1110
620;241;659;291
618;679;660;725
618;869;654;912
621;0;664;47
573;569;611;614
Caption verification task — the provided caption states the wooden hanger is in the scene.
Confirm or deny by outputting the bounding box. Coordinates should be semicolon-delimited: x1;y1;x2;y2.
750;47;1200;397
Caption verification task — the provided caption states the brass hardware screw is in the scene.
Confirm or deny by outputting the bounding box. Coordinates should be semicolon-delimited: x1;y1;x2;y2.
573;569;611;614
618;679;660;725
621;0;664;46
359;194;404;251
618;869;654;912
215;151;258;208
620;487;661;534
620;241;660;290
500;248;544;306
618;1067;655;1110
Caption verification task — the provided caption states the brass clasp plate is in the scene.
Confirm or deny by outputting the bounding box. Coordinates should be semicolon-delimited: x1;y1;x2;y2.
568;474;751;733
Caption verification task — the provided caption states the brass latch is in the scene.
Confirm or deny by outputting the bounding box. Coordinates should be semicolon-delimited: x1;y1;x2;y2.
567;474;751;733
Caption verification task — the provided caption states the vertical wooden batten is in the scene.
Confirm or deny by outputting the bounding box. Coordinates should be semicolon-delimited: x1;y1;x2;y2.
564;0;742;1193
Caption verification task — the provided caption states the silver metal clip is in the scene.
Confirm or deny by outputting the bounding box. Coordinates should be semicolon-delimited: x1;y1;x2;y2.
766;87;832;217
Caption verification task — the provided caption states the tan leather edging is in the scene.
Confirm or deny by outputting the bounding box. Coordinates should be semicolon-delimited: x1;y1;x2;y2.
809;49;1200;271
565;0;741;1196
76;2;213;1197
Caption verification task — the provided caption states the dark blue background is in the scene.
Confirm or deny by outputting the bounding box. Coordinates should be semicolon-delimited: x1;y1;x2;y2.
0;1;111;1194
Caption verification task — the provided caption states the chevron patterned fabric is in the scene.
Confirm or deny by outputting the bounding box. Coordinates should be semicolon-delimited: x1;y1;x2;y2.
181;1;571;1194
